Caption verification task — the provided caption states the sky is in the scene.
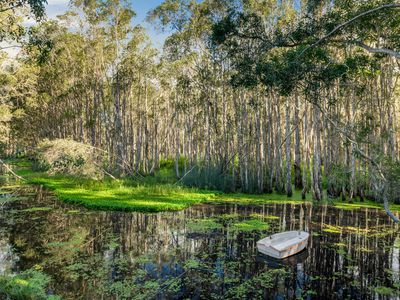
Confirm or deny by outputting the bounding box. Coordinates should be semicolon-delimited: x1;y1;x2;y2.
1;0;169;58
46;0;169;47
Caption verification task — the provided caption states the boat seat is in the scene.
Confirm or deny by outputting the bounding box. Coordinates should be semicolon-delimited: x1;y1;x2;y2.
271;237;303;252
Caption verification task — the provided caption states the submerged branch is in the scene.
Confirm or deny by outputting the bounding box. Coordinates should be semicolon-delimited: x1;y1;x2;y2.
0;158;26;181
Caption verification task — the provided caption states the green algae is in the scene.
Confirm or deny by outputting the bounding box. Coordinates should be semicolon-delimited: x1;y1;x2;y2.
186;219;223;232
322;224;342;234
232;219;269;231
249;213;280;220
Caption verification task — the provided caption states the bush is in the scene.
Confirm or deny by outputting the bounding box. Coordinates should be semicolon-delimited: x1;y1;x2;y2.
0;269;60;300
35;139;105;179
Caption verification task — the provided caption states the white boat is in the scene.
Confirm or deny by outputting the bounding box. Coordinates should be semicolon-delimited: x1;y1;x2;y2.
257;231;309;259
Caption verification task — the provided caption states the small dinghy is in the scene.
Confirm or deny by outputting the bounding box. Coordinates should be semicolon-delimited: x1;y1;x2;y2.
257;231;309;259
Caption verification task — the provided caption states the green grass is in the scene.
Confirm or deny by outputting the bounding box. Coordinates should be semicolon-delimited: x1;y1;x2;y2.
7;159;400;214
27;174;217;212
22;173;314;213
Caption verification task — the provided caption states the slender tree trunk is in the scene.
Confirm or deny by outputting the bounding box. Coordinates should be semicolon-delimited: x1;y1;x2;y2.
285;97;293;197
294;93;302;190
312;104;322;201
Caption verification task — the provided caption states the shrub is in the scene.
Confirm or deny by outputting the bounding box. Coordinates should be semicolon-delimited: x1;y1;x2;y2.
35;139;105;179
0;269;60;300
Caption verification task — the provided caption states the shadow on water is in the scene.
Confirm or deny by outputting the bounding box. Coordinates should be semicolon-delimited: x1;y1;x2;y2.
0;180;400;299
256;248;309;268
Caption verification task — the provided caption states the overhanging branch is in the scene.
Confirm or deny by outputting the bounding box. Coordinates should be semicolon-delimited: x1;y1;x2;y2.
354;41;400;59
298;3;400;58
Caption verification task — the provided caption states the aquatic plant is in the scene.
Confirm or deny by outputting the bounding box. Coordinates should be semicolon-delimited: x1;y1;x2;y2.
322;224;342;234
225;268;289;299
217;213;240;225
187;219;223;232
232;219;270;232
249;213;280;220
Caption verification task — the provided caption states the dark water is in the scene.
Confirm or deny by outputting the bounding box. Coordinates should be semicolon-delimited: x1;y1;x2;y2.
1;181;400;299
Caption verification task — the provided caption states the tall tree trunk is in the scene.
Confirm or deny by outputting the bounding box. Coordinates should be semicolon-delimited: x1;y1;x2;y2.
302;103;309;200
285;97;293;197
294;93;302;189
312;104;322;201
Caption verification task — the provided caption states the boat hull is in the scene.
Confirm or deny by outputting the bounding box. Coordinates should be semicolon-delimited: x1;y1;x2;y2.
257;231;309;259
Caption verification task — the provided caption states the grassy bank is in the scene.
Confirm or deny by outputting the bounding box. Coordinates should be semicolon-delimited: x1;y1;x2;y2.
22;172;313;212
4;159;400;213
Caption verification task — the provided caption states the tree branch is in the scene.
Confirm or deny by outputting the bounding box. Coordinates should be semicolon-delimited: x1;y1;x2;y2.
0;158;26;181
354;41;400;59
298;3;400;57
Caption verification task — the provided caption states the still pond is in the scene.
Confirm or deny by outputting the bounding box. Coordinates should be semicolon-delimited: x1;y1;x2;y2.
0;177;399;299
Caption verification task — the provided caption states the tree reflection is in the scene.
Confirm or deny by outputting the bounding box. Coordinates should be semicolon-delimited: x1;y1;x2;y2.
0;187;399;299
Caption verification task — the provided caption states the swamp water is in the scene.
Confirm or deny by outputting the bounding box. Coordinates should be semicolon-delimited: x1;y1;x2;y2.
0;179;400;299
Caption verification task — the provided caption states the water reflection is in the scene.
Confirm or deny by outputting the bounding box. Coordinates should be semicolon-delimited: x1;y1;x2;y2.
0;185;399;299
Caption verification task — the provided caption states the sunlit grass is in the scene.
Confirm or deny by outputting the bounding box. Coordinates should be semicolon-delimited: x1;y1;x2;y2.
11;160;400;214
27;174;217;212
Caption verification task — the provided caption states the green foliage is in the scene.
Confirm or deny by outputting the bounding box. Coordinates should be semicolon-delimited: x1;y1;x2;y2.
147;0;191;32
0;269;60;300
249;213;279;220
372;286;396;296
385;160;400;203
182;164;236;192
212;0;400;96
326;163;348;198
0;0;47;43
